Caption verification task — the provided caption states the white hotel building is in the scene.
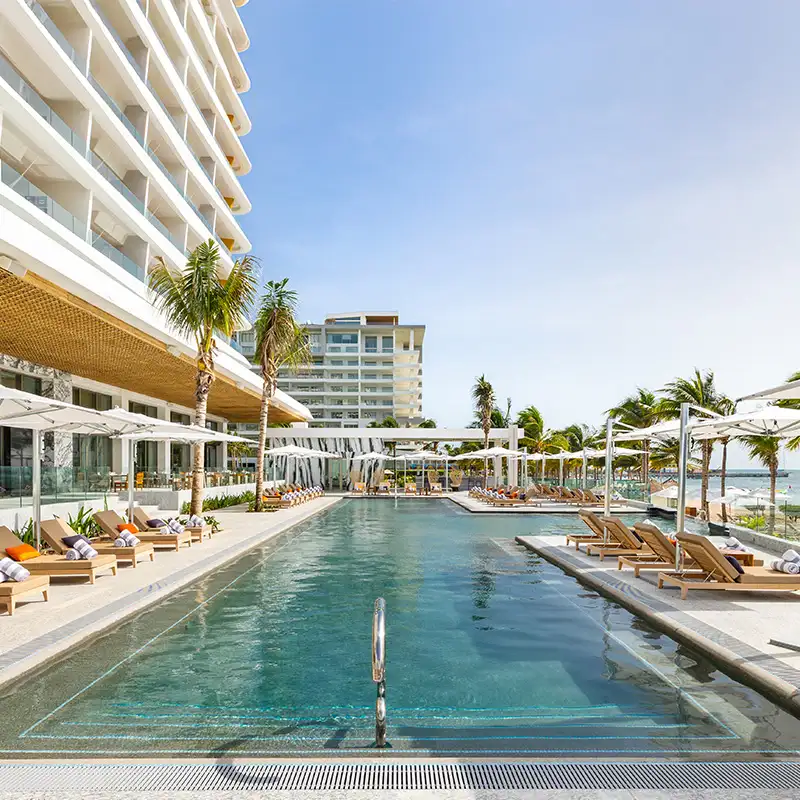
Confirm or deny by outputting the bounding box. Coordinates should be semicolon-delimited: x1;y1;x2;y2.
0;0;309;500
234;312;425;428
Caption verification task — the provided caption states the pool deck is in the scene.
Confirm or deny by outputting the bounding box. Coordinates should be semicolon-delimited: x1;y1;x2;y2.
449;494;644;514
516;534;800;715
0;496;342;689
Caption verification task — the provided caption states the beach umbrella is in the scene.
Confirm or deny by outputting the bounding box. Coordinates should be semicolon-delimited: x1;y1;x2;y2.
351;451;389;460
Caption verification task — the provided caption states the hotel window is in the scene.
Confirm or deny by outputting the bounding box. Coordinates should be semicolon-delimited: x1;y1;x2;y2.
171;412;191;425
72;388;113;472
347;360;359;366
331;411;343;419
363;360;377;366
73;388;112;410
346;411;359;419
128;402;158;472
330;372;343;379
129;401;158;418
329;360;343;366
382;360;393;367
382;336;393;352
347;372;358;379
363;373;376;380
327;333;358;345
364;335;377;353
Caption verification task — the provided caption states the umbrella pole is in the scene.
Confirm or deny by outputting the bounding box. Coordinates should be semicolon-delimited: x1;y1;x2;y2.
445;459;449;492
32;429;42;551
602;420;613;544
559;458;564;487
675;402;690;569
582;447;587;490
128;439;135;522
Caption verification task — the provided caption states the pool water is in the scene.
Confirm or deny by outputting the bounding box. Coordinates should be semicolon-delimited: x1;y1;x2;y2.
3;500;800;758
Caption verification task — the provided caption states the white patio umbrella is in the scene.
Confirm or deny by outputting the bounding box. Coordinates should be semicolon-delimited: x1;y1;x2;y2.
0;389;190;548
117;427;254;520
351;451;389;460
689;407;800;439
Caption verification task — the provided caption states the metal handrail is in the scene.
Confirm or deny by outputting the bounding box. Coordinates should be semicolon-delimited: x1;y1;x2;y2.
372;597;387;747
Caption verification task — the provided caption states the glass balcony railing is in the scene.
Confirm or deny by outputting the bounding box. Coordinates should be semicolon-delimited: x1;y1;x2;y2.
23;0;87;74
89;74;144;144
2;161;88;240
91;235;144;281
89;151;145;213
0;52;88;156
88;0;145;80
145;209;177;246
25;0;230;249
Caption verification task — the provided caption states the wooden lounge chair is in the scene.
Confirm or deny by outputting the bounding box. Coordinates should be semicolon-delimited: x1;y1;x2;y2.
41;518;155;569
430;482;443;495
132;507;210;544
585;516;647;561
658;532;800;600
0;526;117;584
404;483;418;495
566;509;608;549
378;481;391;495
262;493;293;509
617;521;683;577
94;510;191;552
351;482;366;495
1;574;49;615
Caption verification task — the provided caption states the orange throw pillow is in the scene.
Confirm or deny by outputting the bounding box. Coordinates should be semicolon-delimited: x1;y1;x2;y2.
6;543;40;562
117;523;138;534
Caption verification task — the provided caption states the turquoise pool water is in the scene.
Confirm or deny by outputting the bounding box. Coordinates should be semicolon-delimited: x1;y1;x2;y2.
3;500;800;758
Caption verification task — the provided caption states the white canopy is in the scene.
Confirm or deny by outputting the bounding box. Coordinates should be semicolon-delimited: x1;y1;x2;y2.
465;446;526;458
351;451;389;461
264;444;321;457
689;407;800;439
613;420;682;442
739;379;800;402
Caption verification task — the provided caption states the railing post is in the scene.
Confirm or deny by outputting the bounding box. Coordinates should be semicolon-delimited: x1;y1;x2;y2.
372;597;387;747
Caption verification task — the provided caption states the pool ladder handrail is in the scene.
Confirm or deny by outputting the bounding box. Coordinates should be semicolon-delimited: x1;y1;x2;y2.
372;597;387;747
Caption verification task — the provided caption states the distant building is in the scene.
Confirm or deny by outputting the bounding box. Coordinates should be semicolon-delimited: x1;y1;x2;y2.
234;312;424;428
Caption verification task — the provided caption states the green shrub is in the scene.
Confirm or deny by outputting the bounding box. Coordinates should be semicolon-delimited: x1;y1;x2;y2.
14;518;34;546
66;505;101;538
180;490;255;514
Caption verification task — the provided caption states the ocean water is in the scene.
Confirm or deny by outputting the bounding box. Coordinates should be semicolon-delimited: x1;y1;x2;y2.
688;471;800;498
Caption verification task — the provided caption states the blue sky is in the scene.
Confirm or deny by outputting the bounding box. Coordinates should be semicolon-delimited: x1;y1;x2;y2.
238;1;800;467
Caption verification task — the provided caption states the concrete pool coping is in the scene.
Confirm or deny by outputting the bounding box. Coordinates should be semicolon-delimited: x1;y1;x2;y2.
0;497;343;690
515;535;800;718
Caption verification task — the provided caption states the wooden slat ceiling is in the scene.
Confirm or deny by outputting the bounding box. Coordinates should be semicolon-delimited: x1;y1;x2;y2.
0;270;301;423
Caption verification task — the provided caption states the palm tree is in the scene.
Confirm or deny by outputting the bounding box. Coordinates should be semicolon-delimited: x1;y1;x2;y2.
659;369;723;520
650;437;699;473
253;279;310;512
149;240;258;515
607;389;660;487
227;440;251;472
417;419;437;428
472;376;495;486
741;435;781;526
777;370;800;451
367;416;399;428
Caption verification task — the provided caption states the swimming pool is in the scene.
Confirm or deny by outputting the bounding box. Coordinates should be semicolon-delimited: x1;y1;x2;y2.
3;499;800;758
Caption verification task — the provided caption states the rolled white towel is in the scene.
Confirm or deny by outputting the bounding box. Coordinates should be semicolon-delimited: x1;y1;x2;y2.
770;559;800;575
0;572;7;583
65;548;81;560
158;526;171;536
114;538;127;547
782;549;800;563
724;537;746;551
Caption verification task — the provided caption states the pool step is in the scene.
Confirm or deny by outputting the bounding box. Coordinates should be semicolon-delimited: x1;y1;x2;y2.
22;702;740;756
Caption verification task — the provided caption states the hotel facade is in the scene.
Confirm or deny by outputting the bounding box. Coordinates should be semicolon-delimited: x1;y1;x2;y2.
0;0;309;502
234;312;425;428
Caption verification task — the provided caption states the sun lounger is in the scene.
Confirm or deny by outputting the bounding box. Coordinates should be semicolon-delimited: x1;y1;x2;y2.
95;510;191;552
41;518;155;569
658;532;800;600
0;574;49;615
0;526;117;584
566;509;608;549
617;521;684;576
132;508;210;544
584;516;647;561
405;483;418;495
378;482;391;495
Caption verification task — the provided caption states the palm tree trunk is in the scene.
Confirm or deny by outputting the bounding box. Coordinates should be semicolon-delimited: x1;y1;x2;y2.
254;382;270;512
483;426;489;487
720;439;728;524
191;362;213;517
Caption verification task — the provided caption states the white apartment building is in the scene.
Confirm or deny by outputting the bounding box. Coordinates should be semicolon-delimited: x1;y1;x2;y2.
0;0;309;496
234;312;425;428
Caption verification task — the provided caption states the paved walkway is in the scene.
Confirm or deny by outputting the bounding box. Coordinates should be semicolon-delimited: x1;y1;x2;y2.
450;493;643;514
517;534;800;710
0;497;341;687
